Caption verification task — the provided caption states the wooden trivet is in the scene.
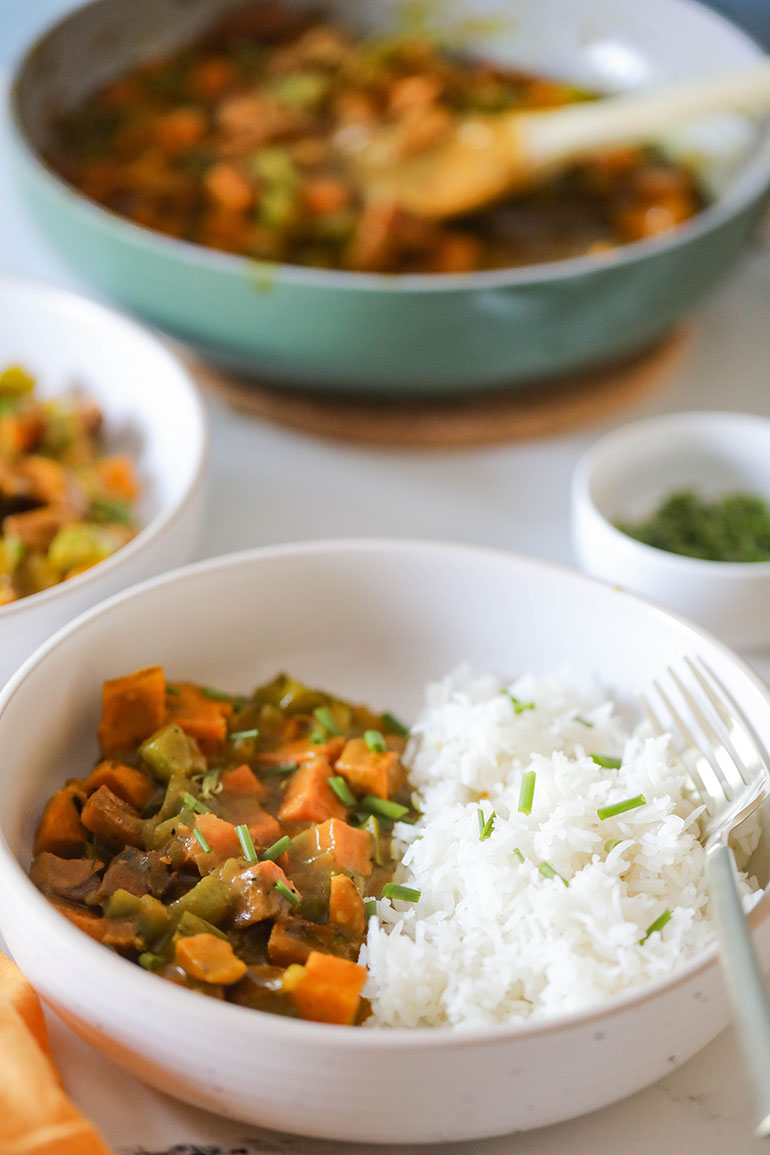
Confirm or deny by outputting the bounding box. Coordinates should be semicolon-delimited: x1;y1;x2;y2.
188;327;690;450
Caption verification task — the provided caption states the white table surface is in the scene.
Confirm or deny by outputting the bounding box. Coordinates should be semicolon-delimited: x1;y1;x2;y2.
3;9;770;1152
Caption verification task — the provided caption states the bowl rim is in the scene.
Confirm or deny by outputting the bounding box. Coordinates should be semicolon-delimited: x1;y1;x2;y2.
572;409;770;576
8;0;770;296
0;272;209;621
1;536;768;1047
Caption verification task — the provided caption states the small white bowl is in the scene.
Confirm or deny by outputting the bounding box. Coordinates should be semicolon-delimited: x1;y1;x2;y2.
0;275;208;685
0;539;769;1144
571;411;770;651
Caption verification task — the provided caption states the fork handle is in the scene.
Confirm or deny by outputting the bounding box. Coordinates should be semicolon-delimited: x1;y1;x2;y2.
707;840;770;1138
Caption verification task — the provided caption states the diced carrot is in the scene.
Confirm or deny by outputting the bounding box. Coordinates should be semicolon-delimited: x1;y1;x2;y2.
174;933;247;984
194;813;242;859
292;950;368;1025
98;666;167;756
302;176;349;216
33;785;87;858
307;818;373;878
328;873;365;935
278;757;347;824
164;683;233;755
92;454;139;501
51;901;107;942
84;760;155;811
335;737;404;800
220;764;265;799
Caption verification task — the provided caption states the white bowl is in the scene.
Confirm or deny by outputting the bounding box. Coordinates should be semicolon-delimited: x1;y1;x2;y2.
0;275;208;685
0;539;769;1144
571;411;770;651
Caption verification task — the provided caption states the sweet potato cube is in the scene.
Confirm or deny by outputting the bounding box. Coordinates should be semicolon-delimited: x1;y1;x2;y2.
292;951;368;1025
335;737;404;800
174;933;247;985
164;682;233;755
92;454;139;500
33;786;88;858
278;757;347;824
328;873;365;936
85;760;155;811
194;813;242;860
51;901;107;943
309;819;373;878
220;764;265;799
98;666;167;756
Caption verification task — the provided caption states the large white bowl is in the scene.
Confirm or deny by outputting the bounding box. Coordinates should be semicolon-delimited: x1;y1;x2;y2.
0;540;769;1144
0;275;208;686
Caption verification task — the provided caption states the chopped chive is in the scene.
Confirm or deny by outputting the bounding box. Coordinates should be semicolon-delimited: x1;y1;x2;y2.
597;794;646;821
640;909;672;944
228;728;259;742
364;729;387;753
308;726;326;745
138;952;165;972
382;711;409;737
513;847;525;862
275;880;300;907
539;861;568;886
503;691;535;714
592;754;622;769
89;497;134;526
261;761;298;776
480;811;496;841
477;808;485;838
362;795;409;821
364;898;377;919
193;828;211;854
518;770;536;815
262;835;291;861
182;791;211;815
313;706;341;736
235;823;258;863
328;776;356;807
202;686;235;701
574;714;593;727
165;685;181;697
604;838;623;853
383;882;421;903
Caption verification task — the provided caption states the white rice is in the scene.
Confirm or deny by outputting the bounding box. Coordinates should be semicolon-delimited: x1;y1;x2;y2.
361;665;761;1029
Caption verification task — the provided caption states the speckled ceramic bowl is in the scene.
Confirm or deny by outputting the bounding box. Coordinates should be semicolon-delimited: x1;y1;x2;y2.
9;0;770;395
0;540;769;1143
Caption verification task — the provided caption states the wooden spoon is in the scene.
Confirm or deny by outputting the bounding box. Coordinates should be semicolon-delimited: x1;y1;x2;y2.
350;61;770;219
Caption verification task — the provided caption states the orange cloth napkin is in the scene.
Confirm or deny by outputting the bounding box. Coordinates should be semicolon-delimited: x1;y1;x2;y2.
0;951;116;1155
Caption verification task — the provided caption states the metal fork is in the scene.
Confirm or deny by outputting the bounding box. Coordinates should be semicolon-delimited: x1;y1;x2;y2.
641;655;770;1139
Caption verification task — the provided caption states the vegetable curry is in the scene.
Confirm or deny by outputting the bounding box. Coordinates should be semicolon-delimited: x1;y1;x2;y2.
0;366;139;605
29;668;415;1025
48;1;705;274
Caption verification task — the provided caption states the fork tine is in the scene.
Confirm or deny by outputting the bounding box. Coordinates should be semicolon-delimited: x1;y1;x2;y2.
652;676;733;803
668;666;745;796
687;657;769;783
640;688;716;814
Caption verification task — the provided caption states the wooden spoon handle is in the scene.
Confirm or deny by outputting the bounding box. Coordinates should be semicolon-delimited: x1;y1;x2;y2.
524;60;770;170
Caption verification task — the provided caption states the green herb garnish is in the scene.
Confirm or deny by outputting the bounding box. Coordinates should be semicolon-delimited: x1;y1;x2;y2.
364;898;377;919
640;909;672;944
193;828;211;854
202;686;235;701
513;847;525;862
235;823;258;862
518;770;536;815
539;861;568;886
275;880;300;907
313;706;341;736
88;497;134;526
616;489;770;563
574;715;594;727
138;952;165;972
165;685;181;697
328;776;356;807
362;796;409;821
308;726;326;745
478;810;495;841
262;835;291;861
604;838;623;853
591;754;622;769
383;883;420;903
261;761;298;776
504;691;535;714
228;728;259;742
182;791;210;815
364;729;387;753
597;794;646;820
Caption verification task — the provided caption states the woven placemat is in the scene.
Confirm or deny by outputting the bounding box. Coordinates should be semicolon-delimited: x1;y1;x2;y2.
188;327;690;449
